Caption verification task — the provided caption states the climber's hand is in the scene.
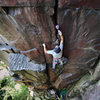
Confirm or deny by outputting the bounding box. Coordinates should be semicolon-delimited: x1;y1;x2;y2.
56;25;59;30
42;43;45;47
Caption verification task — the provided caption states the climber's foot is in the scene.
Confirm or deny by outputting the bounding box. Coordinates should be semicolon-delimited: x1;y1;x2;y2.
63;57;68;65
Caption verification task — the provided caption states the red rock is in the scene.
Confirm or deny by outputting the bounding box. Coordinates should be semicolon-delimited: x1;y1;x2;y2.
55;8;100;88
0;0;100;90
58;0;100;9
0;0;55;7
0;6;56;63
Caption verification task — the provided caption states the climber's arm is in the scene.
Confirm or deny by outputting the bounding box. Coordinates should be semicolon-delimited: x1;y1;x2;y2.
42;43;48;54
58;30;64;44
42;44;54;55
56;25;64;44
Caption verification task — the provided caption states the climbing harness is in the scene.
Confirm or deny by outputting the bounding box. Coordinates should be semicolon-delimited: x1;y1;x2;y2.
54;57;68;66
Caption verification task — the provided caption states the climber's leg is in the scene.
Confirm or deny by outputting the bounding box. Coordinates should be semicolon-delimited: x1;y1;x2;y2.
52;60;57;69
59;58;63;66
59;57;68;66
63;57;68;64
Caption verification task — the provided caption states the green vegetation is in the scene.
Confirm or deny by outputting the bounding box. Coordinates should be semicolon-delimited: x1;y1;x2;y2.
0;61;7;69
0;76;30;100
0;61;58;100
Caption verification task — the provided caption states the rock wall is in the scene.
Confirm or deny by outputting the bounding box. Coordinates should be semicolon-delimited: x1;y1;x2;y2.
58;0;100;9
0;0;100;90
55;8;100;88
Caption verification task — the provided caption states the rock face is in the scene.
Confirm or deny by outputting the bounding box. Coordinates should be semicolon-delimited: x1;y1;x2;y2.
67;61;100;100
0;0;100;90
55;8;100;88
0;0;55;7
84;81;100;100
0;2;56;89
58;0;100;9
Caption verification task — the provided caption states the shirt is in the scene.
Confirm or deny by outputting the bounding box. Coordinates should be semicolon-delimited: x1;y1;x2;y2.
46;43;63;59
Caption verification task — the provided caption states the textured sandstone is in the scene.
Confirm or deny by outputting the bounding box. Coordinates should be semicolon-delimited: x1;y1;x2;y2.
55;8;100;88
0;0;55;7
0;0;100;90
58;0;100;9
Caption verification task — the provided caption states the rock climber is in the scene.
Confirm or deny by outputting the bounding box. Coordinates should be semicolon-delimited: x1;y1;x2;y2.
42;25;67;69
